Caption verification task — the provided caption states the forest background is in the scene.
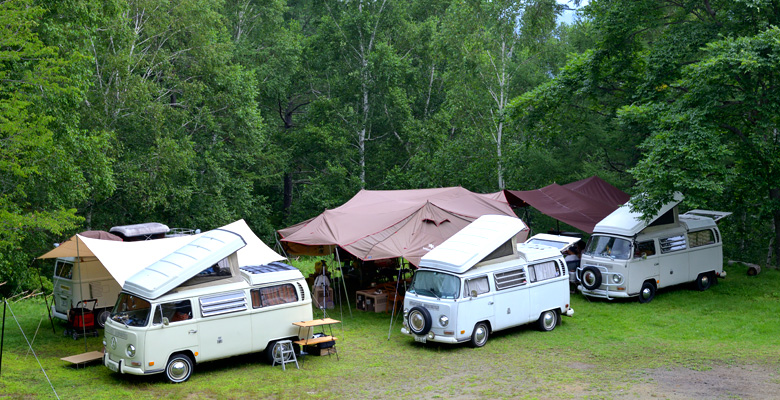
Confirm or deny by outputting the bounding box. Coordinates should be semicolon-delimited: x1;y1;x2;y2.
2;0;779;296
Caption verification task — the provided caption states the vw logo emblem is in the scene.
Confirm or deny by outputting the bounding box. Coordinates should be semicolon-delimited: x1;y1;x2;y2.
111;337;117;349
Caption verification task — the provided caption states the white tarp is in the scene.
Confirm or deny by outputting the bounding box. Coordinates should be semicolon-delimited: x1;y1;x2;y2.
38;219;284;287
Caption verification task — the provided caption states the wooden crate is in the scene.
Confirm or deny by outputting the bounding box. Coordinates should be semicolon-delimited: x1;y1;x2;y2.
356;289;387;312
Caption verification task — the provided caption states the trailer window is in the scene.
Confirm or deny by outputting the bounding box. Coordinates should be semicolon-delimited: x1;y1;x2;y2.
464;276;490;297
251;284;298;308
54;260;73;279
688;230;715;247
528;261;560;283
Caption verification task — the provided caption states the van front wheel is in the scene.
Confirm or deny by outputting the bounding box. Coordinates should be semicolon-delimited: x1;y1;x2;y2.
537;310;558;332
470;322;489;348
165;354;193;383
638;281;656;304
695;273;712;291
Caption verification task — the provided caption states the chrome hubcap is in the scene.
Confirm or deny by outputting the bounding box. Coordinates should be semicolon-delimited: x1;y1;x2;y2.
701;275;709;286
169;360;188;379
543;312;555;329
410;312;424;333
641;287;651;299
474;326;486;345
583;272;595;286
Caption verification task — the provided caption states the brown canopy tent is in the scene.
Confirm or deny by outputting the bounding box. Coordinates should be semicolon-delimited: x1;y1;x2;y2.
278;187;526;266
504;176;630;234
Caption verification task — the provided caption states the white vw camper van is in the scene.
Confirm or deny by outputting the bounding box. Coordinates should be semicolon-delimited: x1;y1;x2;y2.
577;195;730;303
401;215;573;347
103;228;312;383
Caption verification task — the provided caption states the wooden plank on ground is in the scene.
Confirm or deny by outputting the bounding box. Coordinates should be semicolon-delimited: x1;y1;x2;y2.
61;351;103;366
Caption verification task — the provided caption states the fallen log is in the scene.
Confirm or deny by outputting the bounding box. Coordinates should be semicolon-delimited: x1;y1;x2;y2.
728;260;761;276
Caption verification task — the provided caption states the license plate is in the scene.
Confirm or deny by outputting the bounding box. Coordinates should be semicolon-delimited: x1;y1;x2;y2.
108;361;118;372
414;335;427;343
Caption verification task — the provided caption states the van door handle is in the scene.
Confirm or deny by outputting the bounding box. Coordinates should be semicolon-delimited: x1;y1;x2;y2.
488;301;494;305
654;263;659;266
188;330;198;334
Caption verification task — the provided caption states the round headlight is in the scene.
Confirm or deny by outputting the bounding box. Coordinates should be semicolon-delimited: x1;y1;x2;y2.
126;344;136;358
611;274;623;284
439;315;449;327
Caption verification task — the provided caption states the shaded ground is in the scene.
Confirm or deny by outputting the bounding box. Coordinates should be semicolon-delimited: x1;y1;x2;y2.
626;364;780;400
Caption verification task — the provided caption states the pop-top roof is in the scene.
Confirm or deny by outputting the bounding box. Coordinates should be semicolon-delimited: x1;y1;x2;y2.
123;229;246;299
525;233;581;251
419;215;526;274
594;193;683;237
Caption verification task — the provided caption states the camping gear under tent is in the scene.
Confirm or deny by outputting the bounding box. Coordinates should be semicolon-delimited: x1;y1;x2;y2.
503;176;630;234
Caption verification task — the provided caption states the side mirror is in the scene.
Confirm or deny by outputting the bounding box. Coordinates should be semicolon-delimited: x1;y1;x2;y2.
162;317;169;326
471;290;478;298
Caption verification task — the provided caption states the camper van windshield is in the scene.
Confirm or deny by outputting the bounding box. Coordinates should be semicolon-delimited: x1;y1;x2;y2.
584;235;632;260
111;293;152;327
409;271;460;299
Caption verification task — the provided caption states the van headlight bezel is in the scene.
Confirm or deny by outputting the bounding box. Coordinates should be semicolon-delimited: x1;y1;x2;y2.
126;344;136;358
439;315;449;327
611;274;624;285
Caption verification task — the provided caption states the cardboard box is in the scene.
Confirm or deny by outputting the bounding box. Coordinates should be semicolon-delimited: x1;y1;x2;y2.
304;346;337;356
313;287;335;309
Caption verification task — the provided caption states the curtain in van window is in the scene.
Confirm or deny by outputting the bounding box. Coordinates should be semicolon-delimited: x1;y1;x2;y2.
257;284;298;307
465;277;490;296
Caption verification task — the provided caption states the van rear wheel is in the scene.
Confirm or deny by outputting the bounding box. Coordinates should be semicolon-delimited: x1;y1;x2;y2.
165;354;193;383
537;310;558;332
695;273;712;291
470;322;489;348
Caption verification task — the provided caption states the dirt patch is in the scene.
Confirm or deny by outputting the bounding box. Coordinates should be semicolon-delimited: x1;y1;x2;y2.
613;364;780;400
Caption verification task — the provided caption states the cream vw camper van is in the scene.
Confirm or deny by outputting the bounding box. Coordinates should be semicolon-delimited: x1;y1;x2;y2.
103;229;312;383
401;215;573;347
577;195;730;303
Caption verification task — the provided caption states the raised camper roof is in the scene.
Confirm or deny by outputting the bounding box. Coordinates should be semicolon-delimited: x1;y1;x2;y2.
420;215;527;274
594;193;683;237
123;229;246;299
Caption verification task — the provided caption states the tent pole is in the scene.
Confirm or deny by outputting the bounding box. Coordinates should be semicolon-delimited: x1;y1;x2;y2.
76;237;88;353
34;259;56;334
274;232;289;259
335;249;352;319
387;259;404;340
1;299;6;377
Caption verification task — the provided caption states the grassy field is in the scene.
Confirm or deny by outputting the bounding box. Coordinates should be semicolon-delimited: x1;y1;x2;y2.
0;262;779;399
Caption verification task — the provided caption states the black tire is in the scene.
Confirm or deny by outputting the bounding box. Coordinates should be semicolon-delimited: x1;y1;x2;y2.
265;340;294;365
638;281;656;304
165;354;193;383
580;266;602;290
695;272;712;291
96;309;111;328
470;322;489;348
537;310;558;332
407;306;432;336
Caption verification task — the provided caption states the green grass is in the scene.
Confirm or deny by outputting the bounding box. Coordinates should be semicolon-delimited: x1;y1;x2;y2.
0;262;779;399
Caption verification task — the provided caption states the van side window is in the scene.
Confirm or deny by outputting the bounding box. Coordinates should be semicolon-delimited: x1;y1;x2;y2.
154;300;193;324
659;235;687;253
528;261;560;283
251;284;299;308
200;291;247;317
494;269;527;290
464;276;490;297
688;230;715;247
634;240;656;258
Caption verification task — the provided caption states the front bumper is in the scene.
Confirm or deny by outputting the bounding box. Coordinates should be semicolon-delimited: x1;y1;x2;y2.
103;352;148;375
400;327;461;344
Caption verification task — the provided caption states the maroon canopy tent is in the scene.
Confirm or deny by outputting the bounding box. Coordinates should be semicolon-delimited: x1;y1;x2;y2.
278;187;526;266
504;176;629;234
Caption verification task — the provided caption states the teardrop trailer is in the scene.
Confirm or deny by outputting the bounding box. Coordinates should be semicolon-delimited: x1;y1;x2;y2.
400;215;573;347
102;228;312;383
576;195;730;303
